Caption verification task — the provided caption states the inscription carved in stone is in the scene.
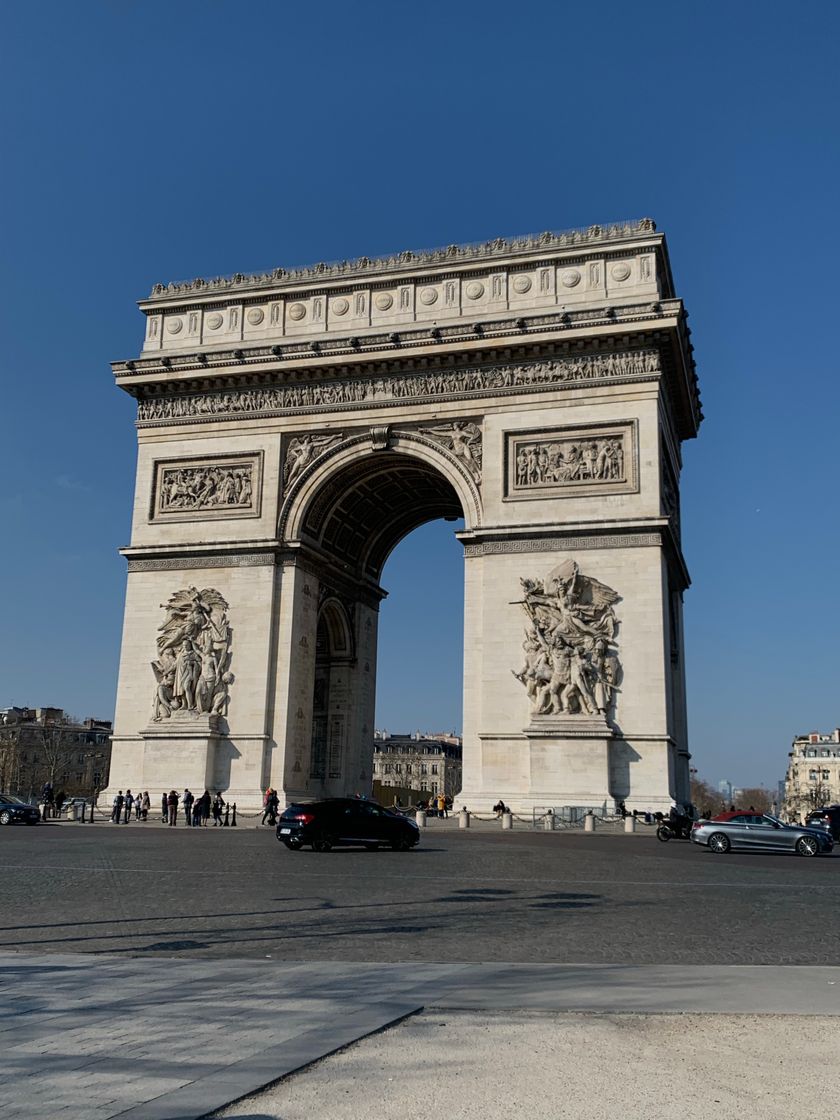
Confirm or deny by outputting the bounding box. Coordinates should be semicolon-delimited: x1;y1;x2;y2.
513;561;621;718
152;455;262;521
151;588;234;721
137;350;661;425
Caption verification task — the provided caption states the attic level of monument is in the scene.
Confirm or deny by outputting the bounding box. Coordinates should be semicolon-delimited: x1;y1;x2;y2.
144;218;666;302
105;219;701;816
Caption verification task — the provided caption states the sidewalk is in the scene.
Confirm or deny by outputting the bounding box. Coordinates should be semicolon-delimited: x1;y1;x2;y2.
1;952;838;1120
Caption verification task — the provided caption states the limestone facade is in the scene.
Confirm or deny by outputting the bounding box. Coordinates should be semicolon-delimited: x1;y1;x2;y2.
783;729;840;819
105;220;701;812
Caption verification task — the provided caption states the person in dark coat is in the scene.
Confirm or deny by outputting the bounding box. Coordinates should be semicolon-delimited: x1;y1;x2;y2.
167;790;179;826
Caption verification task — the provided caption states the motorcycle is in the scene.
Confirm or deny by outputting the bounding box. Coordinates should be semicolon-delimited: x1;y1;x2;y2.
656;817;694;842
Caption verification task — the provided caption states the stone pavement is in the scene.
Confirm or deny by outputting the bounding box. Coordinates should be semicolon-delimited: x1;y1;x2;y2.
1;951;839;1120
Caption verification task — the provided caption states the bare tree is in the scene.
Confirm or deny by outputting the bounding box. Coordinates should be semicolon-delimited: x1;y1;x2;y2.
0;729;21;793
689;775;726;815
739;787;773;814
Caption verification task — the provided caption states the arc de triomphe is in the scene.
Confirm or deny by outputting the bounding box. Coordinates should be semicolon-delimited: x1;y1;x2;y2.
105;219;701;812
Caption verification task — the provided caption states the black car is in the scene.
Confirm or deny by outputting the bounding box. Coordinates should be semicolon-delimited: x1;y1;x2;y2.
805;806;840;841
0;796;40;825
276;798;420;852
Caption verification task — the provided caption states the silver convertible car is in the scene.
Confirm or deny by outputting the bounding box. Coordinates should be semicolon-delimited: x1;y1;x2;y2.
690;813;834;856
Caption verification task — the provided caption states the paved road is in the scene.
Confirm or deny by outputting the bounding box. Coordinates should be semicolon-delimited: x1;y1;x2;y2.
2;823;838;964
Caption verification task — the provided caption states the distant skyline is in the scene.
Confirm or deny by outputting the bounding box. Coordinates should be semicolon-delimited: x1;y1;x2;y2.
2;1;839;790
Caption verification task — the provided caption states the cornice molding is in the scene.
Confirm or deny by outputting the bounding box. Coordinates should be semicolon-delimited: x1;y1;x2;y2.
114;302;681;380
146;219;659;301
461;532;663;557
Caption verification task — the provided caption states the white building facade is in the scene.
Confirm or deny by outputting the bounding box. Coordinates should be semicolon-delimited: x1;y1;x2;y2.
783;729;840;819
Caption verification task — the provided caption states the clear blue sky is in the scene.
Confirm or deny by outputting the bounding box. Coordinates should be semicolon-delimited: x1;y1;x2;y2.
2;1;837;789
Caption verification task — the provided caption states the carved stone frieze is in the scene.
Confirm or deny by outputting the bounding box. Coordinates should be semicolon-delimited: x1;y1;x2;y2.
151;453;262;522
151;588;234;722
127;553;275;572
417;421;482;483
505;422;637;500
283;433;343;489
137;350;661;426
513;561;622;719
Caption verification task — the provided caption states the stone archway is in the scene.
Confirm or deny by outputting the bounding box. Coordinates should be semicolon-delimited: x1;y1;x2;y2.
270;434;473;803
105;220;701;813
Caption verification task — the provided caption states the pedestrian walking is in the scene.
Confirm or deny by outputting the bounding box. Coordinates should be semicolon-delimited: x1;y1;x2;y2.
167;790;179;826
141;791;150;821
212;793;224;826
200;790;211;827
437;792;447;819
161;792;168;823
262;788;279;825
123;790;134;823
182;788;194;827
112;791;124;823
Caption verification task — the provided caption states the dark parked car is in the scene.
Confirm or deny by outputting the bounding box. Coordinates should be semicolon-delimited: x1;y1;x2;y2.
0;796;41;826
276;798;420;852
691;813;833;856
805;806;840;841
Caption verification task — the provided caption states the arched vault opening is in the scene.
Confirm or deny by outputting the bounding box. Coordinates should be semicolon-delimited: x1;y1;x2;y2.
282;437;475;582
277;438;472;801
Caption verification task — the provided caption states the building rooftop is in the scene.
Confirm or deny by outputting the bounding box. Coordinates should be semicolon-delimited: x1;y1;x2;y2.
147;219;659;300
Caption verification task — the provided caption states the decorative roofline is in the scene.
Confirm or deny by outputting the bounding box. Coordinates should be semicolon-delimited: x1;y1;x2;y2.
148;219;658;300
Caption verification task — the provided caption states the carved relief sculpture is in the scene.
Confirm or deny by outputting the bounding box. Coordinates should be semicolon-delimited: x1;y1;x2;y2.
506;423;636;500
152;454;262;522
419;421;482;482
151;588;233;720
160;464;253;512
138;351;661;425
515;435;623;488
284;432;343;488
512;560;621;719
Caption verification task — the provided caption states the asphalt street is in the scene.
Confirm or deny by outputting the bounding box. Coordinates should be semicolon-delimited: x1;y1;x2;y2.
3;823;838;964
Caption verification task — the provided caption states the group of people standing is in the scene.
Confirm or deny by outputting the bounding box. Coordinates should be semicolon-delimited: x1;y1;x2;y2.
162;789;226;827
110;790;151;822
110;788;226;826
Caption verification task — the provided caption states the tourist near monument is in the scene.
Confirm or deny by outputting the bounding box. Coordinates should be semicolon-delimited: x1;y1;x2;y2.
102;219;701;813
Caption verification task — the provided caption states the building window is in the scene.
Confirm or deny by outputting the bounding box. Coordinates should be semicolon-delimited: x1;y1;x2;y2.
431;765;438;775
809;770;818;781
421;764;427;775
822;770;830;781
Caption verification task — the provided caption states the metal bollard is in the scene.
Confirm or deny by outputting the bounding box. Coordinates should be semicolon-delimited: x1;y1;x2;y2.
231;803;237;827
416;809;427;828
502;811;513;830
584;812;596;832
542;812;555;831
624;815;636;833
459;808;470;829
